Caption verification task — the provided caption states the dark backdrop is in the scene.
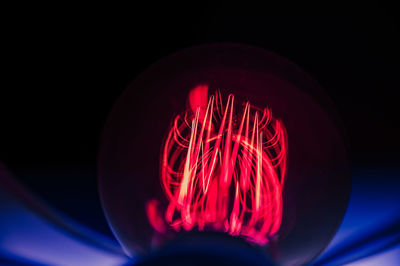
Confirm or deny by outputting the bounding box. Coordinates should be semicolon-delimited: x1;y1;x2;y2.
2;3;399;236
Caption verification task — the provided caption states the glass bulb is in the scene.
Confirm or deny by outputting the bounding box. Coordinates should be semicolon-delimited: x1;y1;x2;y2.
98;44;350;265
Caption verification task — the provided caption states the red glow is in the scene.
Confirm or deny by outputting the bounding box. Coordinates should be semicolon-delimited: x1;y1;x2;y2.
147;85;288;245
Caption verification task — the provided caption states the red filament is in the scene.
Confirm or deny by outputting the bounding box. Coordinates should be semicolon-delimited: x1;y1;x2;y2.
147;85;288;245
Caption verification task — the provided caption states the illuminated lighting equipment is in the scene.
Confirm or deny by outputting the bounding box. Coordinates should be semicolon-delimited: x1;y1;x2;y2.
98;44;351;265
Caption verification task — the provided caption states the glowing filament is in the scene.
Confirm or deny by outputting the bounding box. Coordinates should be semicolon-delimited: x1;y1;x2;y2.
146;85;288;245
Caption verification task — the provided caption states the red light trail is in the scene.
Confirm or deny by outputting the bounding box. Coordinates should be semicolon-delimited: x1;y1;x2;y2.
147;85;287;245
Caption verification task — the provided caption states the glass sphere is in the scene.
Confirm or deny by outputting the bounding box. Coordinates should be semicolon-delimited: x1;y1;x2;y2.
98;44;350;265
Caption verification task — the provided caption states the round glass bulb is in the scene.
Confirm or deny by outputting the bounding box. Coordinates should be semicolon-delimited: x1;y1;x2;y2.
98;44;350;265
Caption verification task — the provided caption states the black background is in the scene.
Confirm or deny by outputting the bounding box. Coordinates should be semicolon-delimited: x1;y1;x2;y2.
2;3;399;236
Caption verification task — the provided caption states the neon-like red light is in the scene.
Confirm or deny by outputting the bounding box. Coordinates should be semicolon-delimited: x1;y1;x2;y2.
147;85;287;245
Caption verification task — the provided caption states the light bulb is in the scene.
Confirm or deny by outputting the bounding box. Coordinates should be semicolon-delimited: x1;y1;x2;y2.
98;44;350;265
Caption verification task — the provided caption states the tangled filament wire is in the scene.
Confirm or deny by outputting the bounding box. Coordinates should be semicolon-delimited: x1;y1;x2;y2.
147;85;287;245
